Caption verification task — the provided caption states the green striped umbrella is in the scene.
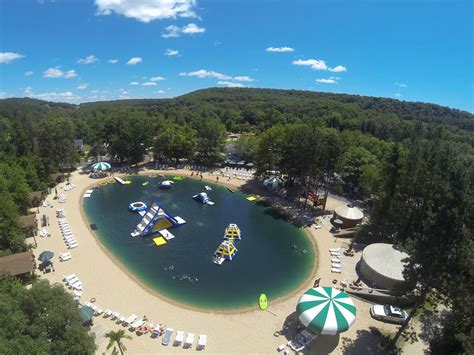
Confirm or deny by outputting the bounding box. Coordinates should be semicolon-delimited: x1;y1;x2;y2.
91;162;111;171
296;287;356;335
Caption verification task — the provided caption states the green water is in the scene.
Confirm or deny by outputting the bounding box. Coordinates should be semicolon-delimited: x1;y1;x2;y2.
83;176;315;311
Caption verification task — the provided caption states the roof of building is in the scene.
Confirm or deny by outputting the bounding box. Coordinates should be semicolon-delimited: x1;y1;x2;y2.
0;251;34;276
362;243;409;282
335;204;364;220
18;214;37;229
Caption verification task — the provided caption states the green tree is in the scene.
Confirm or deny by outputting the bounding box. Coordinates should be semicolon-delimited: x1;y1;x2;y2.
38;114;79;170
0;278;96;354
153;123;196;163
105;329;132;355
234;134;258;161
194;117;226;165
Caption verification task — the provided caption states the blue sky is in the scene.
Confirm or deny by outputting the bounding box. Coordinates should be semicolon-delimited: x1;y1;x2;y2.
0;0;472;112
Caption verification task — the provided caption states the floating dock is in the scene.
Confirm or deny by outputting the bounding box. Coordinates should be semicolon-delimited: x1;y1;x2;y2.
130;201;185;237
114;176;125;185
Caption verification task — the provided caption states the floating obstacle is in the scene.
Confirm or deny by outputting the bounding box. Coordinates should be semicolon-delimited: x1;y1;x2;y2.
259;293;268;310
129;201;148;213
142;181;149;186
213;240;238;264
224;224;241;241
159;229;175;240
193;192;214;205
173;176;185;181
246;196;257;201
159;180;174;189
114;176;125;185
205;185;212;191
153;236;167;246
130;201;185;237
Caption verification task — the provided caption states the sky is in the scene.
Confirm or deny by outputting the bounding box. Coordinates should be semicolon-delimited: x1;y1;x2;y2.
0;0;472;112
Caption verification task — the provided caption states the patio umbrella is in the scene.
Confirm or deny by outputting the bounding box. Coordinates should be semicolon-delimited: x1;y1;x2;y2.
91;162;111;171
38;251;54;262
296;287;356;335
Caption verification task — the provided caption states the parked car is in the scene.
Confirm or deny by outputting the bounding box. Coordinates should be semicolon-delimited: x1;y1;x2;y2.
370;304;408;324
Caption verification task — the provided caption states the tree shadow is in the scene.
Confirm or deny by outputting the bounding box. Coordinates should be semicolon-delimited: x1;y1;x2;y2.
340;327;399;355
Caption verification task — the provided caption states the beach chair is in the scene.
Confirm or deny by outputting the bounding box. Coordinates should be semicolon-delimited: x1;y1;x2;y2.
73;290;82;297
124;314;138;326
331;262;342;268
68;242;79;249
329;248;341;252
63;274;76;282
71;281;82;290
174;331;184;346
66;276;79;286
151;325;163;338
118;315;126;324
111;312;120;320
331;267;342;273
197;334;207;350
331;257;340;262
129;319;145;331
60;252;72;262
162;328;174;346
184;333;195;348
104;310;112;318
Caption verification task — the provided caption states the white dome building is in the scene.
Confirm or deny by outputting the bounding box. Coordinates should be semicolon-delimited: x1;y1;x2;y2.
359;243;410;290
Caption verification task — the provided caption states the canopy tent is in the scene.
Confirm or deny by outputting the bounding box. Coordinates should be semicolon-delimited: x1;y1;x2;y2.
296;287;356;335
38;251;54;262
80;306;94;324
91;162;111;171
333;204;364;229
263;177;284;188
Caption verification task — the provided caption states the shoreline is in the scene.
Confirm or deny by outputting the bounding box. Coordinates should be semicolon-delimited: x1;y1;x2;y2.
80;170;319;314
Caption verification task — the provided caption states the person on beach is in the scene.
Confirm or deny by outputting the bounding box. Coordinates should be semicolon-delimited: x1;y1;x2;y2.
216;176;219;182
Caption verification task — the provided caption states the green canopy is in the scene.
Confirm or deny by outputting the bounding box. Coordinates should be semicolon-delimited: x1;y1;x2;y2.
38;251;54;262
296;287;356;335
91;162;111;171
80;306;94;323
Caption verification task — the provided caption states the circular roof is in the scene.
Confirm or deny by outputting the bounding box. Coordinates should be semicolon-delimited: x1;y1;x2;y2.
335;204;364;220
362;243;409;282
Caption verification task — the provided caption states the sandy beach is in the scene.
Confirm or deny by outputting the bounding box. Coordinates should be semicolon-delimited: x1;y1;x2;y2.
33;168;398;354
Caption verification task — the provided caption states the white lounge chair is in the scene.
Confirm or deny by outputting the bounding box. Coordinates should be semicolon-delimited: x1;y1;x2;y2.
329;248;341;252
197;334;207;350
104;310;112;318
331;257;340;262
174;331;184;346
66;277;79;286
63;274;76;282
111;312;120;320
130;319;145;330
68;242;79;249
184;333;195;348
60;252;72;262
162;328;174;346
124;314;138;326
331;267;342;273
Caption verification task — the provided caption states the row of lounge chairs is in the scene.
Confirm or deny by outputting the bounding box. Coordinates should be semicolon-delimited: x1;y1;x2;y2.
88;302;207;350
63;274;83;301
63;183;77;191
58;218;79;249
330;248;343;273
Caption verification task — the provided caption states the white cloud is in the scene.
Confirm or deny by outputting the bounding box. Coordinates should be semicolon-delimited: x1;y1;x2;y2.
180;69;254;83
0;52;25;64
43;67;78;79
24;87;80;103
77;83;89;90
24;71;34;76
91;89;100;93
77;54;98;64
233;76;254;82
266;46;294;53
0;91;12;99
108;59;118;64
315;78;337;84
328;65;347;72
127;57;142;65
150;76;165;82
293;59;328;71
95;0;198;23
142;82;157;86
162;23;205;38
180;69;231;80
395;82;408;88
130;81;139;85
394;93;402;97
164;48;179;56
217;81;245;88
181;23;205;34
154;90;166;94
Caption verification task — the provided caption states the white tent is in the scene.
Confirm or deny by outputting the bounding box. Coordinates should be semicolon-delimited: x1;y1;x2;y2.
334;204;364;220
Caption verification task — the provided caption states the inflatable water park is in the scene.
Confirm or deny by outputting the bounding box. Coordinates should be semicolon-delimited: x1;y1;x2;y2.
213;240;238;265
128;201;148;213
159;180;174;189
130;201;186;238
193;192;215;205
223;224;241;241
213;224;242;265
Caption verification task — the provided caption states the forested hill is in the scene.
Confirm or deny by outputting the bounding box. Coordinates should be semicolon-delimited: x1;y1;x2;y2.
78;88;473;128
